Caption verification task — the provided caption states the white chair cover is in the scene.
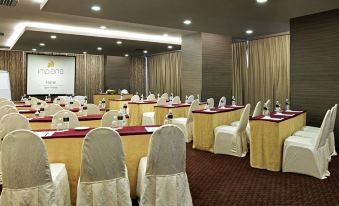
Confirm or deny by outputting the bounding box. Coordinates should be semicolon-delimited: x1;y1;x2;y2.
77;128;132;206
187;95;195;104
0;130;71;205
86;104;101;115
74;96;86;104
252;101;263;117
0;105;18;119
218;96;226;107
33;100;48;110
0;98;8;102
68;100;81;109
207;98;215;108
45;104;64;116
172;96;181;104
137;125;193;206
147;94;156;101
54;96;67;104
214;104;251;157
283;110;331;179
51;110;80;129
101;110;119;127
0;100;15;108
161;93;169;101
29;97;39;106
131;95;140;102
121;89;129;95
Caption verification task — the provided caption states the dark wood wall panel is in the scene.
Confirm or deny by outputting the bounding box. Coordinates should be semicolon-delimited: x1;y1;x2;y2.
104;56;130;91
181;33;202;99
290;9;339;148
202;33;232;101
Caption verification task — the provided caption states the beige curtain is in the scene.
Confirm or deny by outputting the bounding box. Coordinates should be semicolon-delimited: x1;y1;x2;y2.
232;35;290;109
232;42;248;105
76;54;104;103
148;52;182;96
129;57;146;95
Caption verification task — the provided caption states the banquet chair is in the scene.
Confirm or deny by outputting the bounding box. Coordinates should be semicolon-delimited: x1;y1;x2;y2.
283;110;331;179
142;97;167;126
74;96;86;104
265;99;271;110
33;100;48;110
172;100;199;142
68;99;81;109
86;104;101;115
131;95;140;102
136;125;193;206
0;130;71;205
207;98;215;108
0;98;8;102
299;104;337;157
0;105;18;119
121;89;129;95
29;97;39;106
161;93;169;101
77;128;132;206
51;110;80;129
187;95;195;104
54;96;67;104
172;96;181;104
147;94;156;101
214;104;251;157
218;96;227;107
101;110;119;127
45;104;64;116
0;100;15;108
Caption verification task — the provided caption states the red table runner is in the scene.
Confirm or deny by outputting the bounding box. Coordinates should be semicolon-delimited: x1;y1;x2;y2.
192;105;244;114
250;111;306;123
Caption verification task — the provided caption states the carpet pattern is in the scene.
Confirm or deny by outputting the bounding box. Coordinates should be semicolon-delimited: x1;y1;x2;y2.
186;143;339;206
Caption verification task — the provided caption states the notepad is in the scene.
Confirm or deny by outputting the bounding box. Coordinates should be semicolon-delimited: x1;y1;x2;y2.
275;113;294;117
35;131;55;137
261;116;283;121
145;127;159;132
203;110;218;113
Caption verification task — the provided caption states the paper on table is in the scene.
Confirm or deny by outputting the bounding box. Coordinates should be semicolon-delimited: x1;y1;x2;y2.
275;113;294;116
203;110;218;113
261;116;284;121
19;110;31;112
35;131;55;137
145;127;160;132
286;110;303;113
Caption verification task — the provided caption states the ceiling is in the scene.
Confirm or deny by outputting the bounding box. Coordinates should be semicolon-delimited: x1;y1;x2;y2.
1;0;339;56
13;30;181;56
42;0;339;37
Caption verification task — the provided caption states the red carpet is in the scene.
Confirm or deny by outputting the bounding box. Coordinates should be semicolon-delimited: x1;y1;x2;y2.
186;144;339;206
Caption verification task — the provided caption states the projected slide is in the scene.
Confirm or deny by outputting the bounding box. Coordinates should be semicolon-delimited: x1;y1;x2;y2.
27;54;75;95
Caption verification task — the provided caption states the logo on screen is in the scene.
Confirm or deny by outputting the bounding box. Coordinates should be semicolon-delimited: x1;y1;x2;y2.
38;59;64;75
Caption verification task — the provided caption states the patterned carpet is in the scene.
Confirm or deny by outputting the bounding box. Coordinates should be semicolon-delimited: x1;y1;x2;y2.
186;143;339;206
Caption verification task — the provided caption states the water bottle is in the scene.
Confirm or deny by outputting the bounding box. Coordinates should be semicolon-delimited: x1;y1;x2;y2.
45;96;48;101
48;94;51;102
122;104;128;115
35;109;40;117
157;93;160;101
82;105;88;116
117;112;124;128
275;101;280;112
141;94;144;102
197;94;200;102
285;99;290;111
263;105;269;116
136;91;139;95
102;98;106;109
63;112;70;130
84;96;88;104
98;100;102;109
185;95;188;104
99;88;103;94
169;95;173;106
166;110;173;124
232;96;236;106
39;107;45;117
120;93;123;99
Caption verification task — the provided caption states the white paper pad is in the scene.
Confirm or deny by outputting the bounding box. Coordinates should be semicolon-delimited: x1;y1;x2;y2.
145;127;160;132
231;105;243;108
35;131;55;137
275;113;294;117
261;116;284;121
19;110;31;112
203;110;218;113
219;107;232;110
286;110;303;113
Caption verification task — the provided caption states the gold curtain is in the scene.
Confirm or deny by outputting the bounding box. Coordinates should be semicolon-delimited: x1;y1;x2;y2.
148;52;182;96
75;54;104;103
0;51;26;101
232;42;248;105
129;57;146;95
232;35;290;108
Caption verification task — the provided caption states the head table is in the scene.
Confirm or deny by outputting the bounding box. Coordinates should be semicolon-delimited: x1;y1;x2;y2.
250;110;306;171
37;125;159;205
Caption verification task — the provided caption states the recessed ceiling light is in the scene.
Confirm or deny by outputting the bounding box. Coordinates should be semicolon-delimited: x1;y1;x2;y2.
168;45;173;49
256;0;268;3
246;29;253;34
91;5;101;11
143;50;148;54
97;47;102;51
99;25;107;29
39;43;45;46
183;20;192;25
125;54;129;57
116;40;122;45
50;35;57;39
32;48;37;51
163;33;168;37
83;51;87;54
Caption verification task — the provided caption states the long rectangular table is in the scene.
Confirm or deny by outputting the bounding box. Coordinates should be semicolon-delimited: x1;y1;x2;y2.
128;101;157;126
109;98;131;111
249;111;306;171
192;106;244;152
38;126;158;205
93;94;133;108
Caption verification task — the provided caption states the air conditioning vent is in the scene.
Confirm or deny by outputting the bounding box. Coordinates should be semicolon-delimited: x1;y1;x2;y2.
0;0;19;7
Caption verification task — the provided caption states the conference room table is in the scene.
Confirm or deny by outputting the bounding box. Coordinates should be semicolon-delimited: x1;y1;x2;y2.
192;105;245;152
37;125;158;205
249;110;306;171
154;102;207;125
28;114;103;130
93;94;133;108
128;100;158;126
19;108;107;118
109;98;131;111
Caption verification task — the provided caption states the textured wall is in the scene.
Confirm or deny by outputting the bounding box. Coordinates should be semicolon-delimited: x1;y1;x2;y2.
104;56;130;91
290;9;339;148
